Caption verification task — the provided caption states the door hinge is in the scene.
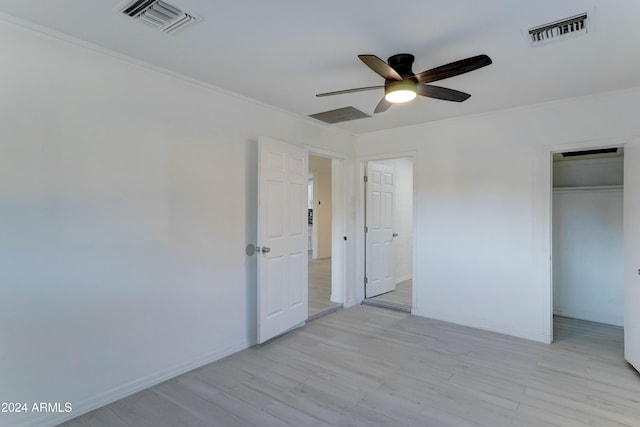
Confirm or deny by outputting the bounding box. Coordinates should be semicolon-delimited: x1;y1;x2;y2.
363;175;368;183
364;277;368;285
364;226;368;233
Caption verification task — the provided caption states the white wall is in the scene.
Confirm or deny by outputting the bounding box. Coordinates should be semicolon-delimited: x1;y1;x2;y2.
0;20;355;427
316;169;332;258
357;86;640;343
553;188;624;326
375;158;413;283
310;155;332;259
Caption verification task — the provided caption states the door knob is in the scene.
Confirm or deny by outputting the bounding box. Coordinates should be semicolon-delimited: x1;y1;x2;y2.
392;233;399;238
245;244;271;255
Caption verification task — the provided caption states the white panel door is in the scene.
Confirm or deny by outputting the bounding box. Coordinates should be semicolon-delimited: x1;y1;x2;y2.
365;162;395;298
624;141;640;372
257;137;308;343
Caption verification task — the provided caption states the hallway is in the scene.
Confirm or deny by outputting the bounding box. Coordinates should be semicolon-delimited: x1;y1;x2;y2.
308;257;340;318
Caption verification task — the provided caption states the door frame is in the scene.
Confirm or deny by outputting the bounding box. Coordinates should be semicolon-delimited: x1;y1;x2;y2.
356;152;417;308
247;141;350;345
307;146;348;306
544;136;631;343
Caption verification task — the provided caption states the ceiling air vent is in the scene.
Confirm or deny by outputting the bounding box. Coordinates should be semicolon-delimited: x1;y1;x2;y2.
119;0;200;34
528;13;587;45
309;106;370;124
562;148;618;157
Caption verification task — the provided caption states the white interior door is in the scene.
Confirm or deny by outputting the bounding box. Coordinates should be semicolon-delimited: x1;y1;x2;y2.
365;162;395;298
257;137;308;343
624;141;640;372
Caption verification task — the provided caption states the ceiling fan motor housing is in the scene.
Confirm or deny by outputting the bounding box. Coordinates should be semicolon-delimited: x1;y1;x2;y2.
387;53;416;78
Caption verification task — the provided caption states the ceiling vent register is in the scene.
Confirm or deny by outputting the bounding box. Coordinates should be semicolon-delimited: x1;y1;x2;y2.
529;13;587;45
119;0;199;34
309;106;371;124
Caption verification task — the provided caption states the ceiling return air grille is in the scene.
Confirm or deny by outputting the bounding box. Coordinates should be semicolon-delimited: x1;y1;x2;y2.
309;106;371;124
528;13;587;45
119;0;200;34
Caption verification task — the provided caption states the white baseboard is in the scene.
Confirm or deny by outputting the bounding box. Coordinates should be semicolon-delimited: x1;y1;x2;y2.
24;340;248;427
395;274;412;285
411;307;551;344
343;298;360;308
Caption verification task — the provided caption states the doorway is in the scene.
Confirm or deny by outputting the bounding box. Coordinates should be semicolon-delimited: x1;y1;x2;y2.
362;156;414;312
250;138;349;344
308;154;342;319
551;147;624;341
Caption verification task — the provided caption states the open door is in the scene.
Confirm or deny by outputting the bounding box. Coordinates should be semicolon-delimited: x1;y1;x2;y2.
365;162;395;298
257;137;308;343
624;140;640;371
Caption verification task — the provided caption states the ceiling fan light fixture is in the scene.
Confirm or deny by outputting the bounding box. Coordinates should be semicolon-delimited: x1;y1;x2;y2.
385;89;416;103
384;80;417;103
316;52;491;113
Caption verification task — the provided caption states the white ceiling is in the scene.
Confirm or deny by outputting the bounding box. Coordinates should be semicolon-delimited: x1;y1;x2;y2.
1;0;639;135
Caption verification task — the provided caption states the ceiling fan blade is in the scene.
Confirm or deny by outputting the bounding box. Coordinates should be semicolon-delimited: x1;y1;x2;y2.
316;85;384;97
414;54;492;84
417;85;471;102
358;55;403;81
374;97;393;113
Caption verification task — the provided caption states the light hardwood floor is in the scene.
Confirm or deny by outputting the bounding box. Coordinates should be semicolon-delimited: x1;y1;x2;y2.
308;256;341;318
365;279;412;312
59;308;640;427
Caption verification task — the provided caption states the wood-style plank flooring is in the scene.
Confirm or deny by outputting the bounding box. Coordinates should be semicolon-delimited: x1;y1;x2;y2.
59;307;640;427
308;256;341;318
365;279;412;311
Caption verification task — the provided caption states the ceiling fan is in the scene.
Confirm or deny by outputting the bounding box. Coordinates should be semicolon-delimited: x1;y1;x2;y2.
316;53;492;113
